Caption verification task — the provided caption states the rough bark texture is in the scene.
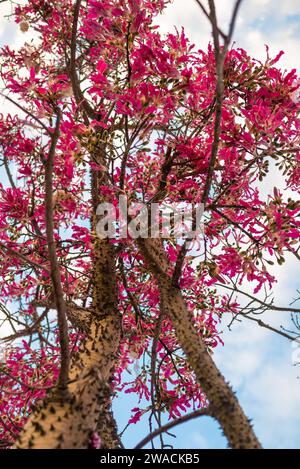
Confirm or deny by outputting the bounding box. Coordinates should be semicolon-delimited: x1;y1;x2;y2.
15;135;122;449
138;237;262;449
15;235;121;448
15;316;120;449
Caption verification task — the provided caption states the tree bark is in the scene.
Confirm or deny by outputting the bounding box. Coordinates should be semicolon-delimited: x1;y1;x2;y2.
138;237;262;449
15;136;122;448
15;314;120;449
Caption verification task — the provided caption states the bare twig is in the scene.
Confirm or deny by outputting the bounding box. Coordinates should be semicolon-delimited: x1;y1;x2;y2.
199;0;244;205
216;283;300;313
240;313;300;344
194;0;226;39
134;406;212;449
0;92;51;135
68;0;95;121
44;110;70;394
0;241;50;273
1;308;49;343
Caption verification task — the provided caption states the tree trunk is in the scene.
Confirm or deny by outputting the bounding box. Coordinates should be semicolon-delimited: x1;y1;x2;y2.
15;214;122;448
138;237;262;449
15;315;121;449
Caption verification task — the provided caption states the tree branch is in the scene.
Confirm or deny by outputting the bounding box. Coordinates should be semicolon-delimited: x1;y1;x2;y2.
172;2;244;284
137;237;261;448
0;92;51;136
239;312;300;344
217;283;300;313
44;110;70;394
0;241;50;274
194;0;226;39
135;406;212;449
68;0;96;121
199;0;243;205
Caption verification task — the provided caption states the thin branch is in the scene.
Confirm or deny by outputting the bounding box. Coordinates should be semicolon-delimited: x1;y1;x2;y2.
134;406;212;449
149;302;165;448
68;0;95;121
240;313;300;344
217;283;300;313
0;368;53;392
0;417;18;440
194;0;226;39
212;206;262;246
0;92;51;135
147;147;175;204
1;308;49;343
208;0;220;56
198;0;243;205
119;258;142;320
0;241;50;273
3;155;16;190
44;110;70;394
227;0;243;45
125;21;132;84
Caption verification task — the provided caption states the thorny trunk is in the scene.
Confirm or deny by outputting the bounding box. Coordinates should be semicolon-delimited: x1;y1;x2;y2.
138;237;262;449
15;313;121;449
159;281;261;449
15;138;122;449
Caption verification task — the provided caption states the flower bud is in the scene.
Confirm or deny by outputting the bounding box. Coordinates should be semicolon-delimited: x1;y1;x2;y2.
20;21;29;33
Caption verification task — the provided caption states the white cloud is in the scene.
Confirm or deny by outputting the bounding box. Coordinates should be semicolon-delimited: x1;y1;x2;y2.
212;252;300;447
244;362;300;448
158;0;300;70
190;432;210;449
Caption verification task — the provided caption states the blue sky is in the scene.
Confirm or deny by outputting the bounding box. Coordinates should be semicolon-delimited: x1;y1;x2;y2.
0;0;300;449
